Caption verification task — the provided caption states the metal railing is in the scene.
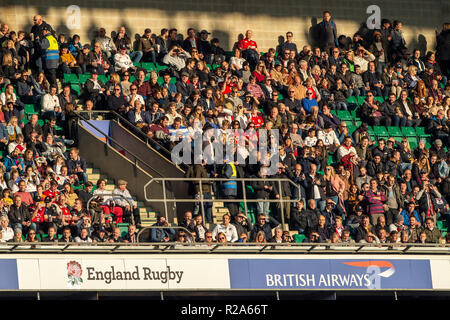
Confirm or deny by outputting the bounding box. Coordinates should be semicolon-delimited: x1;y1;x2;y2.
87;193;136;225
75;110;186;171
136;226;194;243
0;242;448;254
74;111;160;176
144;177;301;231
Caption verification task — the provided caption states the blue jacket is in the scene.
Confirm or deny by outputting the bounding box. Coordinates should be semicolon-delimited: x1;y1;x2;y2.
400;209;420;227
127;110;152;126
4;154;24;174
149;222;176;242
0;123;8;142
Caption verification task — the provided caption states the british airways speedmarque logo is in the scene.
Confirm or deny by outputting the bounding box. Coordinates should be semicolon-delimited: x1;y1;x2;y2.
343;261;395;289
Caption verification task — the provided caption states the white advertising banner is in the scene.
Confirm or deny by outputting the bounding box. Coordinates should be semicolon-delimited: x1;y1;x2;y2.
16;256;230;290
4;254;450;291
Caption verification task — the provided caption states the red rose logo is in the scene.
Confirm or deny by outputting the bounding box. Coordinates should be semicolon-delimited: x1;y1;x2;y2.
67;261;83;286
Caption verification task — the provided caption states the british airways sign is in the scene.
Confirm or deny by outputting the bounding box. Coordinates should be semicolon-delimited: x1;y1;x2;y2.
228;259;432;289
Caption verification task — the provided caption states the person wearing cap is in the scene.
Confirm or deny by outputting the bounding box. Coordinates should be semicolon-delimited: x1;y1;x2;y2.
37;24;59;86
75;182;94;211
114;44;136;74
430;139;447;160
92;226;109;243
175;71;194;101
84;69;107;107
137;28;157;64
196;30;211;62
112;179;141;227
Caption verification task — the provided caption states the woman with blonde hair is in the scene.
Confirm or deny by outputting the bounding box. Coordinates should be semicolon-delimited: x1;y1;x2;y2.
6;116;21;142
105;72;121;94
412;154;430;181
1;52;20;80
252;61;270;83
254;230;267;244
322;165;346;211
344;50;355;72
304;77;321;102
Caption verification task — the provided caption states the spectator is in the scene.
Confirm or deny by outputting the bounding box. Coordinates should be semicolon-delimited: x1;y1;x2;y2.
149;215;175;242
212;213;238;243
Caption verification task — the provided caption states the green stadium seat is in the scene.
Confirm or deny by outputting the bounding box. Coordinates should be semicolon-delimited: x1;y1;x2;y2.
373;126;388;137
330;110;337;116
415;126;430;138
346;96;357;105
78;74;90;84
117;223;129;237
212;64;220;70
70;84;81;96
97;74;108;84
407;137;418;150
0;150;5;160
133;62;141;68
387;126;403;137
354;121;362;127
351;108;360;122
367;126;375;137
374;96;384;103
401;126;416;137
37;119;44;127
328;154;335;165
129;76;136;83
278;93;284;101
63;73;79;84
24;104;38;116
336;110;352;121
169;77;176;84
141;62;156;71
206;64;212;70
347;125;357;134
155;63;168;71
157;77;164;85
357;96;366;105
293;234;306;243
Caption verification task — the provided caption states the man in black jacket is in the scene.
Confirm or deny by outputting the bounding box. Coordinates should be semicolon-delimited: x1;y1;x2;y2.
250;213;273;242
8;195;33;235
232;212;253;238
355;215;377;243
290;200;308;233
302;199;321;235
83;69;107;107
427;109;450;147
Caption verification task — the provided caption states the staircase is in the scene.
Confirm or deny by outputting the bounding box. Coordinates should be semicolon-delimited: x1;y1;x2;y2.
85;164;158;227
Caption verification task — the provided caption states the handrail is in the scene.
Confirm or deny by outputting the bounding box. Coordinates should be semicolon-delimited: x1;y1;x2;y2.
87;193;136;225
144;177;302;230
136;226;194;243
0;242;447;254
74;111;161;177
110;110;182;167
74;110;186;171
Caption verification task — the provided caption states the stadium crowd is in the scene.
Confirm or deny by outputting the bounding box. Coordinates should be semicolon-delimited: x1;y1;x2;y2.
0;12;448;244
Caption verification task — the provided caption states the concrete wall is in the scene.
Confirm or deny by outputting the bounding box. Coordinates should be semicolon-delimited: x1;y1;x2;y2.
1;0;449;53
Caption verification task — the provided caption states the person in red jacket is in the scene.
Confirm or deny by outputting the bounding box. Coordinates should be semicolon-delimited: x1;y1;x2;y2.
238;30;259;70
